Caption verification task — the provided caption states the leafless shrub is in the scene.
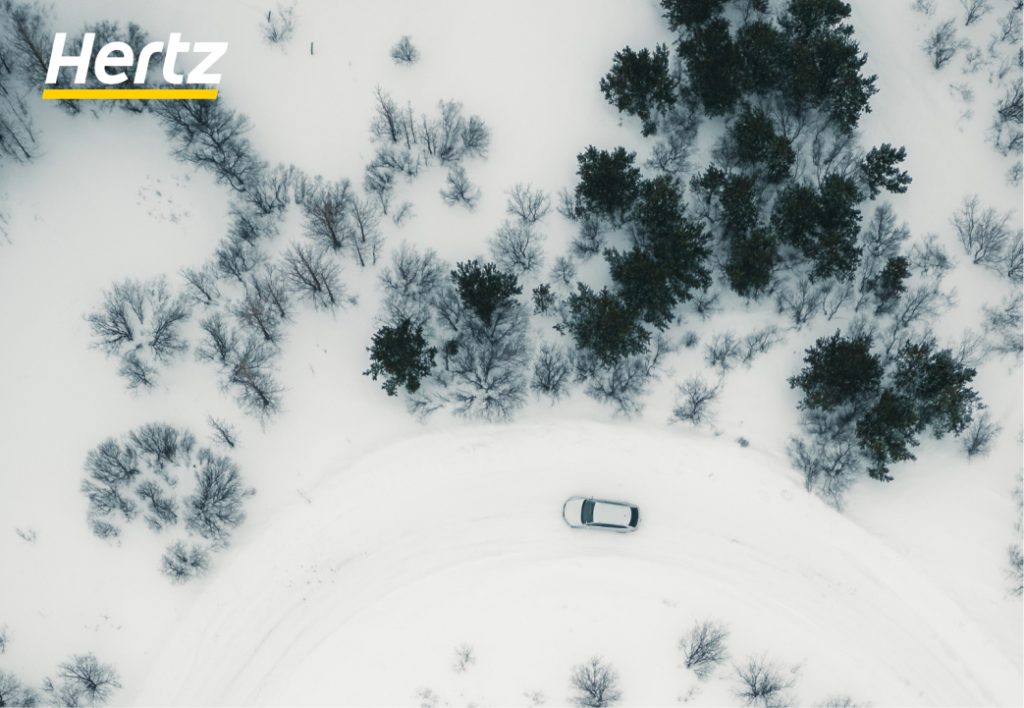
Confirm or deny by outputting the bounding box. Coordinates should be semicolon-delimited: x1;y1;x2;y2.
215;236;267;284
390;35;419;64
349;197;383;266
706;332;742;372
1004;230;1023;281
952;195;1012;268
303;178;356;253
962;409;1001;458
380;243;446;326
43;654;121;707
550;256;578;288
742;326;783;365
557;187;578;221
452;644;475;673
680;621;729;679
440;164;480;209
983;292;1023;356
788;434;861;509
0;669;37;708
393;201;414;226
161;541;209;583
923;19;967;69
912;0;936;16
262;2;296;44
579;339;666;416
569;657;621;708
507;183;551;225
817;697;864;708
909;233;954;278
672;377;720;427
775;280;824;328
492;220;544;274
692;289;721;320
734;656;795;708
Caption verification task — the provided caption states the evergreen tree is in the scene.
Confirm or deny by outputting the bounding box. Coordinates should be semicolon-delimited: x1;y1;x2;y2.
660;0;728;31
574;146;643;224
891;339;978;437
364;318;437;396
725;105;795;182
600;44;676;136
563;284;649;365
789;331;882;411
678;17;742;116
861;143;912;198
856;389;920;480
736;20;787;95
451;260;522;324
771;183;819;253
811;174;862;279
725;226;777;297
866;255;909;313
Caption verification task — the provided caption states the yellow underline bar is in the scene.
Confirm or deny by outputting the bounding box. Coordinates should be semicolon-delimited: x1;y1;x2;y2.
42;88;218;100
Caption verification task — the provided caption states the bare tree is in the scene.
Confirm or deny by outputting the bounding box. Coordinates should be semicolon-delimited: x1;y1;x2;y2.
440;164;480;209
923;19;967;69
788;434;861;509
983;292;1023;355
207;415;238;449
962;408;1001;458
909;233;953;278
235;283;287;345
226;335;283;419
185;449;254;546
283;242;344;311
680;620;729;679
215;236;267;284
1009;544;1023;596
952;195;1011;267
452;644;475;673
961;0;991;25
569;657;621;708
43;654;121;707
991;78;1022;156
390;35;419;64
181;264;221;306
349;196;383;266
1004;230;1023;281
302;178;356;253
0;670;38;707
162;541;210;583
491;220;544;275
531;343;573;400
0;36;38;163
262;2;297;45
742;326;783;365
380;243;446;326
506;183;551;225
550;256;578;288
672;377;720;427
136;479;178;530
734;656;795;708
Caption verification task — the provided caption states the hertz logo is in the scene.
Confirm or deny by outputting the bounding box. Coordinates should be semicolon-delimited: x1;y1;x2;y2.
42;32;227;101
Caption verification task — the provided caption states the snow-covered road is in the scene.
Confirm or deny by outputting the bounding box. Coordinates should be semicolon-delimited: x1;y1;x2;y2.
134;423;1020;706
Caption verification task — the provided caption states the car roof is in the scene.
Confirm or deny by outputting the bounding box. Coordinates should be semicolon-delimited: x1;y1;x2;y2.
590;500;632;527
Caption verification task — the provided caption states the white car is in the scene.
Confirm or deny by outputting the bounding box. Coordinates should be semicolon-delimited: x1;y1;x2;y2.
562;496;639;532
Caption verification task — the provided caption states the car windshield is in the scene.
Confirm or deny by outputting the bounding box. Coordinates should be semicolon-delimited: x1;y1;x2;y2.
581;500;595;524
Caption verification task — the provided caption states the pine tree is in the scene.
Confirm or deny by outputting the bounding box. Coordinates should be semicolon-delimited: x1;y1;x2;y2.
600;44;676;136
364;318;437;396
789;331;882;411
574;146;642;224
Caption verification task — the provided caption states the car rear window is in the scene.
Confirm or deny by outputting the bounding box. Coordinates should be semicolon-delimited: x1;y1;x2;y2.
581;500;594;524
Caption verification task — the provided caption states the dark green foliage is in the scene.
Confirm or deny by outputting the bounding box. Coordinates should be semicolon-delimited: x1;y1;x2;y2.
861;143;912;198
364;318;437;395
771;183;819;253
660;0;728;31
724;105;795;182
776;0;877;131
607;176;711;327
735;20;787;94
856;389;920;480
789;331;882;411
600;44;676;136
451;260;522;324
866;255;910;313
678;17;742;116
725;226;777;297
574;146;642;224
811;175;862;279
891;340;978;438
563;284;650;365
720;173;759;234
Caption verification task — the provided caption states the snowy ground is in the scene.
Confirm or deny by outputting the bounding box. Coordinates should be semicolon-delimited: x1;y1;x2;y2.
0;1;1020;706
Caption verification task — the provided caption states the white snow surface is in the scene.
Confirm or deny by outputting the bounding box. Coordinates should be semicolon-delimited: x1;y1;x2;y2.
0;0;1020;706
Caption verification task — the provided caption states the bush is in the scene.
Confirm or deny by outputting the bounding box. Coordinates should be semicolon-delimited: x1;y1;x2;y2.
961;408;1001;458
262;2;296;44
364;318;437;396
569;657;621;708
43;654;120;707
531;343;573;400
162;541;210;583
492;221;544;275
734;656;794;708
440;164;480;209
672;377;719;426
390;35;419;64
680;620;729;679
